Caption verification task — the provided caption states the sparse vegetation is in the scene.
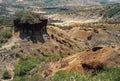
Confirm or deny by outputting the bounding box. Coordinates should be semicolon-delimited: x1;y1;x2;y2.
13;52;63;81
12;5;24;9
78;48;84;52
0;28;12;46
49;67;120;81
13;55;42;81
0;17;13;26
3;70;12;80
102;3;120;18
0;1;120;81
14;11;42;21
0;29;12;39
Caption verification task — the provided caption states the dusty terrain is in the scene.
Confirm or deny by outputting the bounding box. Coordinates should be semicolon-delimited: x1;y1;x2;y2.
48;46;120;74
0;3;120;81
0;23;120;80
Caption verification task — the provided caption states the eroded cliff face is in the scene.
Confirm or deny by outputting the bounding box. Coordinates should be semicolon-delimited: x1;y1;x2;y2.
14;18;48;35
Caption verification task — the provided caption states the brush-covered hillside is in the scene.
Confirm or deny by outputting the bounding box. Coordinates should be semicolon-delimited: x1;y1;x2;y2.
0;2;120;81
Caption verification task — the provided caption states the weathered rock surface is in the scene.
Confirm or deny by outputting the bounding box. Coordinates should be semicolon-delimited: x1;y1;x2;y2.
14;18;48;35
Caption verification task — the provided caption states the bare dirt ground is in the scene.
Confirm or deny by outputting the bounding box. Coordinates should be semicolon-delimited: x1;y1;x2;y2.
48;46;120;74
0;33;20;50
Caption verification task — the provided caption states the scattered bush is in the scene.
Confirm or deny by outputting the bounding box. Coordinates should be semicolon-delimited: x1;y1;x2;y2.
13;52;63;81
14;57;37;76
12;5;24;9
13;52;120;81
104;3;120;18
3;70;12;79
13;54;48;81
14;11;41;21
0;17;13;26
49;67;120;81
0;28;12;39
0;28;12;46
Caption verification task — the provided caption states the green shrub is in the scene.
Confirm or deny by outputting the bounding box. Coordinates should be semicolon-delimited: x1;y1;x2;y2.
49;67;120;81
14;57;37;76
104;4;120;18
0;17;13;26
0;28;12;40
49;70;90;81
3;70;12;79
13;54;48;80
0;28;12;47
15;53;23;58
0;44;2;47
13;74;44;81
14;11;41;21
13;52;63;81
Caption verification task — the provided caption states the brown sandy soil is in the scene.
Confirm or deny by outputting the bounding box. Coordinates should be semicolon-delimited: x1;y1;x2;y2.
48;46;120;74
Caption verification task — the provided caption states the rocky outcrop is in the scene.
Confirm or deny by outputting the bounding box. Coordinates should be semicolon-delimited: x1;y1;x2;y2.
14;18;48;35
